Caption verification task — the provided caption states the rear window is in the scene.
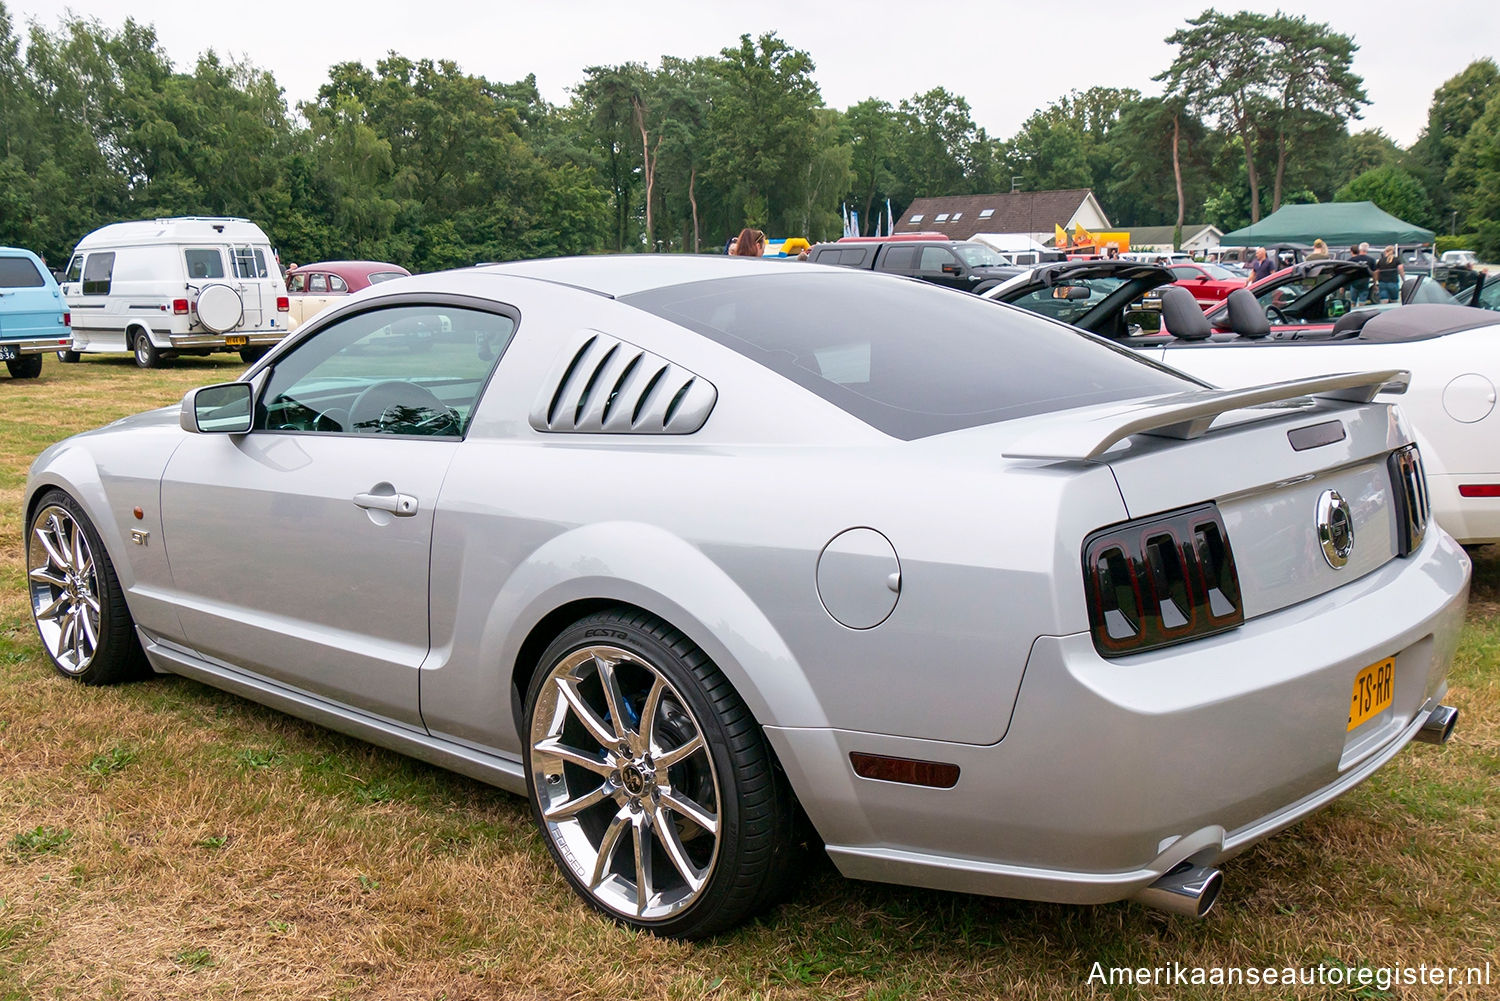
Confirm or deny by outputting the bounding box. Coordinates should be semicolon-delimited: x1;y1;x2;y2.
231;246;270;279
0;256;45;288
367;271;405;284
621;273;1193;439
185;248;225;280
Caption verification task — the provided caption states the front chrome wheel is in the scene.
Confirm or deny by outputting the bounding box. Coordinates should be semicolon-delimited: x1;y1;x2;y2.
28;504;102;674
529;644;721;922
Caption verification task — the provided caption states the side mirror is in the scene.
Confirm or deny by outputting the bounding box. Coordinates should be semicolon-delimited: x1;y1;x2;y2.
181;382;253;433
941;263;963;275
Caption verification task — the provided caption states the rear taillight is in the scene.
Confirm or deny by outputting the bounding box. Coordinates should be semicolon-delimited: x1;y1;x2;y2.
61;313;69;325
173;298;189;315
276;296;289;311
1389;444;1429;556
1083;503;1244;658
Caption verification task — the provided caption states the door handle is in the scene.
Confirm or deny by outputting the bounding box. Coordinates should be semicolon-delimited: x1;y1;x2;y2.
353;490;418;516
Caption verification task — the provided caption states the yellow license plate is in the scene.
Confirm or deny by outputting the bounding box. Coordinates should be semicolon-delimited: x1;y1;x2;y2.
225;335;247;347
1348;657;1394;731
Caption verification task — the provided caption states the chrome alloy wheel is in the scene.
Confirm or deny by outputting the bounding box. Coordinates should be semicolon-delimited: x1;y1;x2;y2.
27;505;102;674
529;645;722;921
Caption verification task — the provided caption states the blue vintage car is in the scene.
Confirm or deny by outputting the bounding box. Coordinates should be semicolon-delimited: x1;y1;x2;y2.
1;246;71;378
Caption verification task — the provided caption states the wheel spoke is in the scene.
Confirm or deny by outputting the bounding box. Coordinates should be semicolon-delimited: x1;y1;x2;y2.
652;803;707;892
660;791;718;836
35;522;70;571
595;653;631;742
589;808;631;890
28;566;68;590
638;676;666;750
34;592;69;623
632;813;653;914
78;606;99;650
555;676;616;748
81;593;101;615
542;780;613;821
59;607;77;651
70;522;88;572
654;733;705;771
533;736;613;777
71;611;88;663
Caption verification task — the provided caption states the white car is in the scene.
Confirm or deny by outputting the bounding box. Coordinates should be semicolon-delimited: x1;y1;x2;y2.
987;260;1500;544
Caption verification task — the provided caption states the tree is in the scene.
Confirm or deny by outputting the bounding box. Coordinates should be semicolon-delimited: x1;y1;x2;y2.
1335;165;1435;227
1411;59;1500;227
1159;9;1365;220
891;87;986;202
706;32;821;231
1448;89;1500;257
844;98;897;235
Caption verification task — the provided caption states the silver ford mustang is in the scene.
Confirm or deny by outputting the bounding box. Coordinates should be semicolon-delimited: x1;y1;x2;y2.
24;256;1469;937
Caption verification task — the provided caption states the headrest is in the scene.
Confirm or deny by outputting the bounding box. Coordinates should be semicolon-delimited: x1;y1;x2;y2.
1330;309;1377;339
1160;286;1211;341
1225;288;1271;339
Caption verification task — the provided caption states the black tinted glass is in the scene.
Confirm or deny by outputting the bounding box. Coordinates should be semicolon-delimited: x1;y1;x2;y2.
0;256;45;287
82;252;114;295
622;273;1194;439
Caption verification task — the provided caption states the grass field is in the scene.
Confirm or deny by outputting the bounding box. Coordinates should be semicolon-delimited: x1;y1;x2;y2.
1;356;1497;999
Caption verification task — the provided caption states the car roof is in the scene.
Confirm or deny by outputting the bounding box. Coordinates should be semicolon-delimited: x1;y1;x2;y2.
291;260;409;275
473;254;821;298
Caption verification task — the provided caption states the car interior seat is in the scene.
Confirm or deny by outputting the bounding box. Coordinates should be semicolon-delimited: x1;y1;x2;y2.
1330;309;1378;339
1160;286;1212;341
1225;289;1271;339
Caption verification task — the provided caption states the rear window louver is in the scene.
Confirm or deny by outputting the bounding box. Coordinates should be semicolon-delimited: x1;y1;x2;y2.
530;330;717;434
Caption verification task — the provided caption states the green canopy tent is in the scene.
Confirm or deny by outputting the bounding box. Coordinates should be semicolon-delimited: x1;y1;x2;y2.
1220;202;1434;248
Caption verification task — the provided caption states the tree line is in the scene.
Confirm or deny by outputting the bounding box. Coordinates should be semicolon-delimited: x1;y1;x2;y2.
2;2;1499;271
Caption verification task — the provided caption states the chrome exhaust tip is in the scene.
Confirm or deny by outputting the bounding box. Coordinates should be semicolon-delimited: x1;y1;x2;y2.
1134;862;1223;918
1415;704;1458;745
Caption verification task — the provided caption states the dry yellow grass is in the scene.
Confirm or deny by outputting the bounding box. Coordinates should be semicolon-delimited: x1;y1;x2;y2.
1;357;1497;999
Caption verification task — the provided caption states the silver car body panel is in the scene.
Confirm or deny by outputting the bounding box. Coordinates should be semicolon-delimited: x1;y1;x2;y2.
23;256;1471;910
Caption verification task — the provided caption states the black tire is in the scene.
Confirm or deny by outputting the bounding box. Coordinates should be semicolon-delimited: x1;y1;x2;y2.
56;349;80;363
6;354;43;378
132;330;160;369
25;489;148;685
239;346;269;363
523;608;797;938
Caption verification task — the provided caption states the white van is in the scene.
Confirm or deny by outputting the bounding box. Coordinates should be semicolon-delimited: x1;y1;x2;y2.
59;217;290;367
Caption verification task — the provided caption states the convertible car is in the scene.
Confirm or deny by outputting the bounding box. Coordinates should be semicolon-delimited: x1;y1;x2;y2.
987;260;1500;544
26;257;1467;937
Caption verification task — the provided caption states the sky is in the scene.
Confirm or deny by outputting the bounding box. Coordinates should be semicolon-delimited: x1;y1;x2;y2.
11;0;1500;148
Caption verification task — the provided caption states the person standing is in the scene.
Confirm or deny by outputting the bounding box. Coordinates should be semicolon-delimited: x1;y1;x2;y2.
1373;245;1404;303
1249;247;1276;282
1306;238;1330;261
1347;244;1375;304
727;228;766;257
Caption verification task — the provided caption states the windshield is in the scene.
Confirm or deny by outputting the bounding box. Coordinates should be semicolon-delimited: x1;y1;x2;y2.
1197;263;1237;280
623;273;1191;440
955;243;1007;267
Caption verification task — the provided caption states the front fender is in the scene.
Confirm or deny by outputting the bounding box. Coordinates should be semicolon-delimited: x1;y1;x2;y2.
421;519;825;758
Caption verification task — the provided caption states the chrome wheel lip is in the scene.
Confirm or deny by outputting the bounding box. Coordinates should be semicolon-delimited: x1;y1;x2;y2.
27;504;102;674
529;643;721;922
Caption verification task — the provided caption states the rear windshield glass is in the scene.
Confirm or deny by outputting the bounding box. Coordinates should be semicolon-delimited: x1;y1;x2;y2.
367;271;405;284
0;256;45;288
185;248;225;280
622;273;1193;439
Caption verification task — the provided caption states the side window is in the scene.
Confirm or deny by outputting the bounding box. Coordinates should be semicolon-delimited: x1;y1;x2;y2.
309;274;328;293
65;255;84;283
81;252;115;296
0;256;45;288
256;305;517;437
879;246;917;271
1170;266;1198;281
185;248;226;280
287;274;306;293
329;274;348;293
1480;278;1500;312
919;246;958;272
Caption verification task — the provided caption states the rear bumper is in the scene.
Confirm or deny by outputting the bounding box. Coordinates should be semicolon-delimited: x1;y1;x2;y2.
166;330;287;350
765;528;1470;905
1;336;73;356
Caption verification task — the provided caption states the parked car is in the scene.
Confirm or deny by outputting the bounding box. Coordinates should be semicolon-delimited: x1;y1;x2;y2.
1402;265;1500;311
1440;249;1479;268
986;259;1500;544
58;216;290;367
0;246;70;378
285;261;411;330
1399;246;1437;277
26;256;1468;937
1163;261;1249;308
806;237;1023;292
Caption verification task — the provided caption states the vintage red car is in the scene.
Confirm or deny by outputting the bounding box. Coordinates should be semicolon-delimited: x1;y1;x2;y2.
285;260;410;329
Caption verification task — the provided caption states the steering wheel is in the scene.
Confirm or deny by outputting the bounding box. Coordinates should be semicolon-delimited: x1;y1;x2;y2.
348;380;460;436
1264;305;1290;324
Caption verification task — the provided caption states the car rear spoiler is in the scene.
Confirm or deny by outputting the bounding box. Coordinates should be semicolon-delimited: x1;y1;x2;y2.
1003;370;1409;461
